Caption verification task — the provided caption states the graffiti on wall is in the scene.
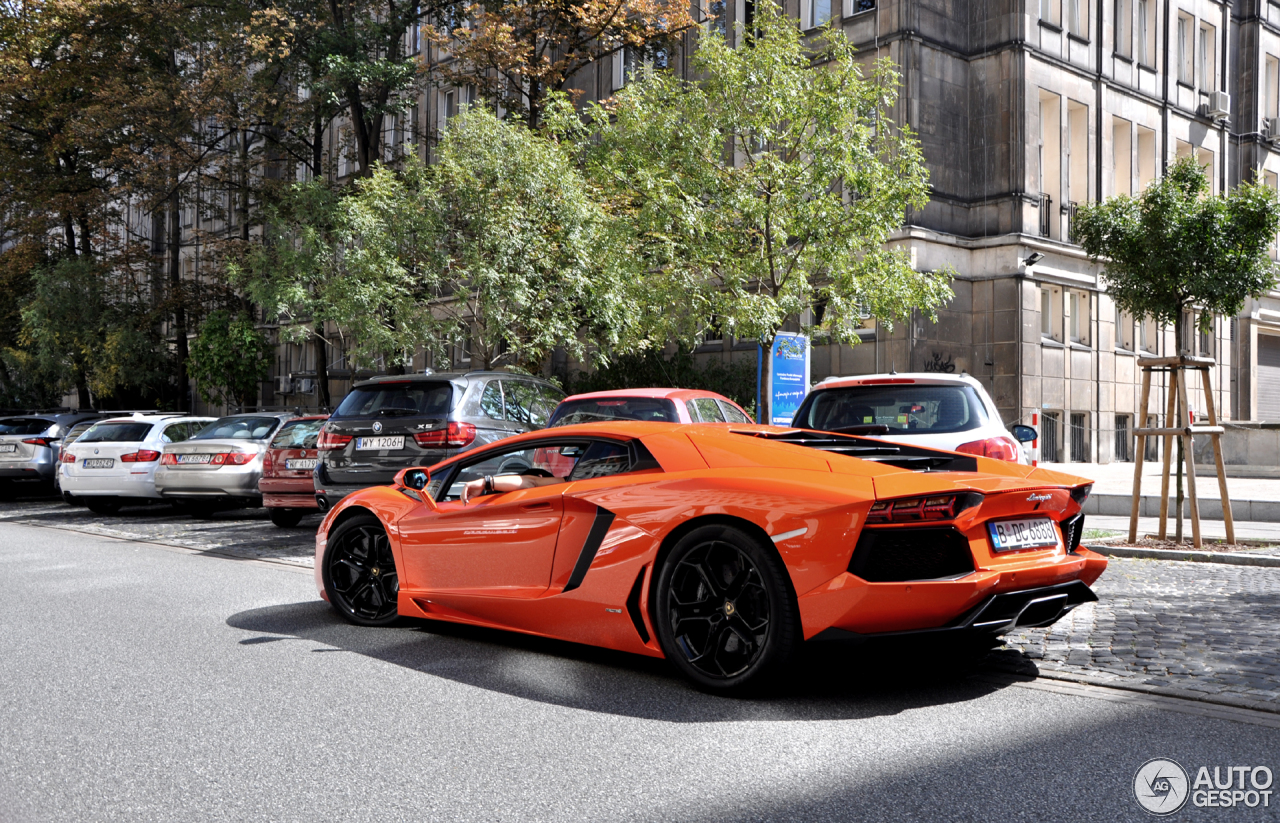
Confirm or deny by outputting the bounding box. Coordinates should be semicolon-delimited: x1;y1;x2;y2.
922;351;956;373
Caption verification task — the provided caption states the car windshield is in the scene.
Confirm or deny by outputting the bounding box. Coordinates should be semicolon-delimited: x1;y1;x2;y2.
549;397;678;427
334;383;452;418
0;418;52;436
798;384;987;435
270;418;327;449
78;422;153;443
190;416;281;440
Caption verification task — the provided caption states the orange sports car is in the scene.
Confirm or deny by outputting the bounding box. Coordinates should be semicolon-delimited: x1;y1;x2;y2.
314;421;1105;693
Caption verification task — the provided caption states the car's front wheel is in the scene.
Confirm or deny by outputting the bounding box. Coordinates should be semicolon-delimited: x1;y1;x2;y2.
654;524;800;695
322;513;400;626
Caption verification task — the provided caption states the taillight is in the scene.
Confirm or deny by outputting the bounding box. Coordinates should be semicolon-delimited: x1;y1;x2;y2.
120;450;161;463
1070;484;1092;506
22;437;53;448
60;451;77;464
160;453;177;465
208;452;254;466
413;421;476;448
316;428;352;451
956;437;1020;462
866;493;983;524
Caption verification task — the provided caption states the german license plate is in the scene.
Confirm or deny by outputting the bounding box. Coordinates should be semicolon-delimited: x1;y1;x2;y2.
176;453;212;464
285;458;318;470
83;458;114;469
988;517;1058;551
356;436;404;451
0;444;15;453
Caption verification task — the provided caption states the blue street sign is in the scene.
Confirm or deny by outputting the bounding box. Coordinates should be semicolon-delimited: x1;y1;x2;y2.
768;333;810;426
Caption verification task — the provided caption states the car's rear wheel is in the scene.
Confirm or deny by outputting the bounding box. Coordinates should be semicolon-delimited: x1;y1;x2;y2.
84;497;122;516
654;524;800;694
269;508;304;528
323;513;400;626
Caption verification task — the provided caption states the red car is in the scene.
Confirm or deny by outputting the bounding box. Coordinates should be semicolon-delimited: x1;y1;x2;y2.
314;421;1105;693
260;415;329;528
548;388;754;427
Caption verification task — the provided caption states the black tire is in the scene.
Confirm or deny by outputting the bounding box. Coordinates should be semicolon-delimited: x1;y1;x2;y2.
322;513;400;626
654;524;801;695
0;481;11;501
62;491;81;507
269;508;304;528
84;497;122;516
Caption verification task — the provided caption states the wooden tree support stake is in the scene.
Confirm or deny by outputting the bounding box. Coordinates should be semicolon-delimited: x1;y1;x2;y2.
1128;355;1235;548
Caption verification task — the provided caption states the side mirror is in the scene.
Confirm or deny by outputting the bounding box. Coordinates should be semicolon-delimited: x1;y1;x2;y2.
394;467;430;490
1011;425;1037;444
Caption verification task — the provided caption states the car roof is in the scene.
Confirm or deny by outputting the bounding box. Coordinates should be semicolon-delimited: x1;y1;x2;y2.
358;371;558;388
93;414;214;424
214;412;296;419
279;414;329;422
561;388;730;402
813;372;982;390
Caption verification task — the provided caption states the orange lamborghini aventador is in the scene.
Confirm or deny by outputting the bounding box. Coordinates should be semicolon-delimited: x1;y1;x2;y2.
314;422;1106;693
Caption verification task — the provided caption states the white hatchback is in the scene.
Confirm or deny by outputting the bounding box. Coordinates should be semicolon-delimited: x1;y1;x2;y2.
59;414;216;514
790;373;1037;464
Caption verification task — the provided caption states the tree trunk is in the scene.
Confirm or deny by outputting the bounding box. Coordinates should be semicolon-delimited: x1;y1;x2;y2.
168;190;189;412
312;116;324;179
314;322;331;409
76;373;91;409
758;336;772;425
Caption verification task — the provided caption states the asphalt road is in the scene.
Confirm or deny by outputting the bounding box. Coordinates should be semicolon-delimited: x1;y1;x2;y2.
2;523;1278;822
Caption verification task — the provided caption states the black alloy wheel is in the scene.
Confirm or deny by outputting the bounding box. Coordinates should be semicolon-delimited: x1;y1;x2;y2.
654;524;800;694
84;497;122;516
269;508;304;528
323;513;400;626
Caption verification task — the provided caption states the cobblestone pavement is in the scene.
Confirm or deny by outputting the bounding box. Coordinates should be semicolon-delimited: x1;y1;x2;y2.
4;495;1278;713
0;494;317;567
995;557;1280;712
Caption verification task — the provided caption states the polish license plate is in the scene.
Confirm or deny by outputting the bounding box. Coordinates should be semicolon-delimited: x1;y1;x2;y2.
988;517;1058;551
83;458;114;469
176;453;212;464
285;458;318;470
0;444;15;453
356;436;404;451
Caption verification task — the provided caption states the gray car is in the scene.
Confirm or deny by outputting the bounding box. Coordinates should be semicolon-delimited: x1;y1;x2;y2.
0;411;105;497
153;412;295;510
314;372;564;511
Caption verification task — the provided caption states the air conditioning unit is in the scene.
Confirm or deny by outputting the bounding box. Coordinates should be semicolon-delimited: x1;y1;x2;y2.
1199;90;1230;121
276;375;294;394
297;378;315;394
1266;117;1280;145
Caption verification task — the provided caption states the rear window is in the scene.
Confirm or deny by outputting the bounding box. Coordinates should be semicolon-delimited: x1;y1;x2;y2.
334;383;452;418
0;418;53;436
549;397;679;427
191;416;282;440
78;422;153;443
797;384;987;435
270;418;327;450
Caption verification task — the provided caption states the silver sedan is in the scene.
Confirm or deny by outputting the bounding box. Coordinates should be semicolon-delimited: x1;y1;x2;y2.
154;413;294;505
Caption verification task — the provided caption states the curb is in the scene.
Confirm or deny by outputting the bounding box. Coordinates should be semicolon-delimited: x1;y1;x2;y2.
1083;543;1280;567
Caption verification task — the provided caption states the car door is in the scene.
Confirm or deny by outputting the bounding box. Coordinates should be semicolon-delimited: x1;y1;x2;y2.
397;439;587;597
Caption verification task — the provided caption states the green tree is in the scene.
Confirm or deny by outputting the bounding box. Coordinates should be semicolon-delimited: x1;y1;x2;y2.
236;105;620;373
555;4;953;423
1074;157;1280;353
188;310;272;408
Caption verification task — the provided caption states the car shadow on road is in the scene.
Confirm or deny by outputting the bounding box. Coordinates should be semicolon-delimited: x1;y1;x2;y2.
226;599;1038;722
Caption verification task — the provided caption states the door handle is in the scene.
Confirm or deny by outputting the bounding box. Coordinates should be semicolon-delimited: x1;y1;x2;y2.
522;502;553;512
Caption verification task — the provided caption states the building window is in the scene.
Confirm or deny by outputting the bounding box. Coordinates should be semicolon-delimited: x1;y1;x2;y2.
1041;0;1059;26
802;0;831;29
1113;116;1132;196
708;0;728;33
1115;0;1130;56
1197;147;1215;193
1115;414;1132;461
1267;56;1280;122
1042;411;1061;462
846;0;875;15
1137;126;1156;190
1068;291;1090;345
1177;13;1194;85
1070;412;1089;462
1139;317;1158;353
1115;306;1134;350
1067;0;1087;37
1199;316;1214;357
1137;0;1152;64
1039;91;1062;241
1198;23;1215;91
1041;286;1063;342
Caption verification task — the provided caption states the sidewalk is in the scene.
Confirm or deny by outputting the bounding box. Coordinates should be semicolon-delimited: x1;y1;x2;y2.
1040;461;1280;522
